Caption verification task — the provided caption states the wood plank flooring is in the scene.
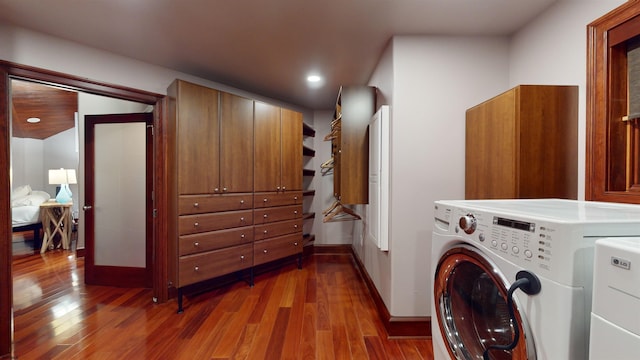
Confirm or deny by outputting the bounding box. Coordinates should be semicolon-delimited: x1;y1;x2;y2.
12;248;433;359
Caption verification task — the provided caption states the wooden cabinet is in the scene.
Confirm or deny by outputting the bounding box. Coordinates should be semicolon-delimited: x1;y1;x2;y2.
167;79;305;312
254;102;302;192
331;86;375;204
173;80;253;194
465;85;578;200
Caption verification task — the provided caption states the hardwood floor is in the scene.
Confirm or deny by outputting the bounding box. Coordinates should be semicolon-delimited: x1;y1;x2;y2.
12;248;433;359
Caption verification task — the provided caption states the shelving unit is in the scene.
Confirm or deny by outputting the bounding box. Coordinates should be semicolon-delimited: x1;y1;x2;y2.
302;122;316;249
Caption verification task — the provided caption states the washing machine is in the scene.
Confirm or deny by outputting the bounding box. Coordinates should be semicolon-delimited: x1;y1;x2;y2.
589;237;640;360
431;199;640;360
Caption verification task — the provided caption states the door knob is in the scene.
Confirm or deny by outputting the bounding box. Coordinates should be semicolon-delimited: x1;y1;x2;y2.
82;205;92;211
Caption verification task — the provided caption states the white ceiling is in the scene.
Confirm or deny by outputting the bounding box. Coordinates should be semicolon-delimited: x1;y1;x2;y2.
0;0;558;110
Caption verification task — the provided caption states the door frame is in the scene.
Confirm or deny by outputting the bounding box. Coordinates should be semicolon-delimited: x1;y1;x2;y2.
84;113;154;288
0;60;169;357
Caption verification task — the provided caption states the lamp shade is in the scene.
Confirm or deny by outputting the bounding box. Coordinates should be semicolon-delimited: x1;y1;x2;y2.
48;168;77;184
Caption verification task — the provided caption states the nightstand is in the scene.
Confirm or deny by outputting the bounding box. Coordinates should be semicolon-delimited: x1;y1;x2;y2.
39;201;73;253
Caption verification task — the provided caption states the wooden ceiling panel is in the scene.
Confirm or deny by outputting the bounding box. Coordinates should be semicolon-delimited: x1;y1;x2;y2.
11;80;77;139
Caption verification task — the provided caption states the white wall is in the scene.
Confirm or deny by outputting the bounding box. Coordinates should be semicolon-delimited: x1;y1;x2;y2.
358;0;627;318
509;0;627;200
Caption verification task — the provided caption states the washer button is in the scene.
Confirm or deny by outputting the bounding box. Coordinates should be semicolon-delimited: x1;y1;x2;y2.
500;243;508;250
491;240;498;248
512;246;520;254
478;233;485;242
524;249;533;258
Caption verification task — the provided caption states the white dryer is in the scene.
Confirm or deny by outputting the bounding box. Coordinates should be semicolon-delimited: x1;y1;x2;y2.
431;199;640;360
589;237;640;360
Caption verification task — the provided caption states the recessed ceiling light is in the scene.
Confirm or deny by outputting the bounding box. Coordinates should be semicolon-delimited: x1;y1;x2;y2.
26;117;41;123
307;75;322;83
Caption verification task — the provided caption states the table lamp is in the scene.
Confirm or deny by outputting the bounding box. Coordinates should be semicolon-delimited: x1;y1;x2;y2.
49;168;77;204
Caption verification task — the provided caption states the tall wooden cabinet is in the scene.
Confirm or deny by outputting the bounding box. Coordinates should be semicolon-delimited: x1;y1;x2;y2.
167;79;304;312
331;86;376;204
253;102;303;268
465;85;578;200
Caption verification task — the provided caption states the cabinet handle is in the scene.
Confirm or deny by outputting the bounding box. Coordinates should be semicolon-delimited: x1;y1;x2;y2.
241;234;245;239
194;266;199;272
214;188;219;192
240;255;245;261
276;186;280;191
263;249;268;254
263;214;268;218
294;196;298;200
194;222;199;227
294;242;298;246
194;242;199;247
294;210;298;214
240;200;245;205
223;187;227;192
263;198;268;203
193;202;199;208
282;186;286;191
263;230;268;234
294;225;298;229
240;217;245;222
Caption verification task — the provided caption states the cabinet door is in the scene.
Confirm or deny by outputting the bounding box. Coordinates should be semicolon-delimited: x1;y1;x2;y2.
177;81;220;195
281;108;303;191
465;89;517;199
220;92;254;193
254;102;282;192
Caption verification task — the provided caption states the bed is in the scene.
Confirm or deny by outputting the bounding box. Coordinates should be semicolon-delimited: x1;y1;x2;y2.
11;185;50;248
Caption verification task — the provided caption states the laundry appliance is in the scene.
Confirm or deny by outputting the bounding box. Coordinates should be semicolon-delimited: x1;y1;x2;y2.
431;199;640;360
589;237;640;360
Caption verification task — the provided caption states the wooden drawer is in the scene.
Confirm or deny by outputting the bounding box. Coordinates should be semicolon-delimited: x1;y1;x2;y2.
178;243;253;287
179;193;253;215
179;226;254;256
253;191;302;208
254;205;302;224
254;234;302;266
179;210;253;235
254;219;302;241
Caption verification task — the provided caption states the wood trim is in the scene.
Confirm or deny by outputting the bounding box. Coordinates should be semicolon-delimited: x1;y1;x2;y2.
311;244;431;338
0;60;167;357
0;68;12;358
586;0;640;204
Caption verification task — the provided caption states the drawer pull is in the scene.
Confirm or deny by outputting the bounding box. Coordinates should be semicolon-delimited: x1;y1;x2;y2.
263;249;268;254
283;186;286;191
240;200;245;204
294;225;298;229
294;210;298;214
276;186;280;191
294;196;298;200
193;202;199;208
263;230;268;234
194;222;199;227
223;187;227;192
294;242;298;246
194;242;200;247
240;217;245;222
263;198;268;203
214;188;219;192
263;214;268;218
240;255;245;261
194;266;199;272
241;234;245;239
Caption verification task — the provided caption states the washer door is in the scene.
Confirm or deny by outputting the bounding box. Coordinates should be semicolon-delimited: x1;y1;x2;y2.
433;244;536;360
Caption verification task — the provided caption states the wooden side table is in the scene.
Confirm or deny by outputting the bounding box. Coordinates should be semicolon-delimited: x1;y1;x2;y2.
39;201;73;253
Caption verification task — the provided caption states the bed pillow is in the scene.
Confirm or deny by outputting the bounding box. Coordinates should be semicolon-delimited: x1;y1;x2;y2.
11;190;51;207
11;185;31;199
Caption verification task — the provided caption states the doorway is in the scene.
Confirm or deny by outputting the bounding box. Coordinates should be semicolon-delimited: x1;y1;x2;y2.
0;61;167;357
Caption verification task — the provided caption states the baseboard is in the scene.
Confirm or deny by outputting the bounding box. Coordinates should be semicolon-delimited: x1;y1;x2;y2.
347;245;431;338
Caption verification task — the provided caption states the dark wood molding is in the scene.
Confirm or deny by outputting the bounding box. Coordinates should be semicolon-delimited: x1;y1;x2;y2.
0;67;12;358
0;60;167;357
310;244;431;338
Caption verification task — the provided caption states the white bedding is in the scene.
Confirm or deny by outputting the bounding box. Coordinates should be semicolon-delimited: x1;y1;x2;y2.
11;185;51;227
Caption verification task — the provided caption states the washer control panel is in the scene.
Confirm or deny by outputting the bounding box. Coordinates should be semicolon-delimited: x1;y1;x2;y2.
449;208;553;271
